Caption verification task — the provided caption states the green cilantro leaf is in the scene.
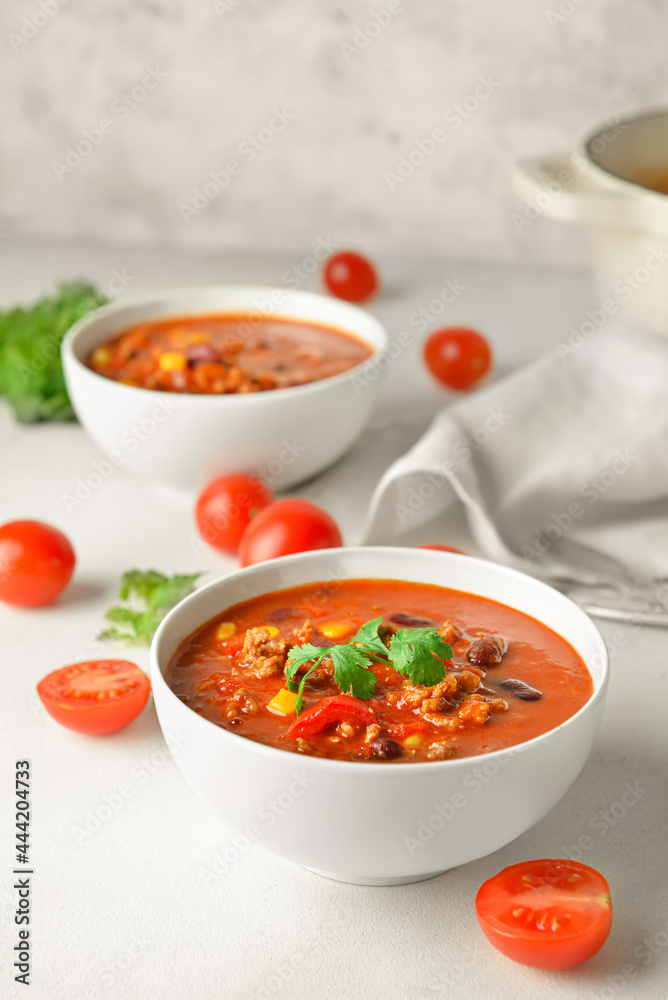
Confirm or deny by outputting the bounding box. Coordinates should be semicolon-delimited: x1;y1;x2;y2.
388;628;452;687
99;570;202;646
284;619;453;715
350;616;389;658
285;644;329;686
329;645;377;700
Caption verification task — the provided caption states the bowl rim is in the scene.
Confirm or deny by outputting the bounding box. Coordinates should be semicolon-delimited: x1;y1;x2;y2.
150;546;609;778
581;106;668;199
61;284;388;405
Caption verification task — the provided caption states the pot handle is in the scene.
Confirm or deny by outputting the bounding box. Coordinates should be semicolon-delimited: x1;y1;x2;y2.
511;154;642;228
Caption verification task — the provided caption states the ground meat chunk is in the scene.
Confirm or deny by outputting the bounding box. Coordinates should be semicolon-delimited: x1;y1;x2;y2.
466;635;506;667
421;713;461;731
292;619;313;646
452;670;482;693
364;723;382;744
237;627;288;678
420;694;451;715
401;675;458;710
440;620;462;644
219;689;259;720
457;698;490;724
426;741;460;760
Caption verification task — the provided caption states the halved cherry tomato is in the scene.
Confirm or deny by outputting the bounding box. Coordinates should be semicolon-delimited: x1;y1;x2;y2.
475;859;612;969
417;544;466;555
323;252;378;303
0;520;75;607
288;695;377;739
195;475;273;555
424;327;492;391
238;499;342;567
37;660;151;735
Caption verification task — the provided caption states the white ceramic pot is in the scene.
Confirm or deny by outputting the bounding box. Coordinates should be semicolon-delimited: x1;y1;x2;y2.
150;547;608;886
513;109;668;335
62;286;387;493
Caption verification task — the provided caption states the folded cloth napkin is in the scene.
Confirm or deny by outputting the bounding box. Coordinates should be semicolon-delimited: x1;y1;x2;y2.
362;325;668;583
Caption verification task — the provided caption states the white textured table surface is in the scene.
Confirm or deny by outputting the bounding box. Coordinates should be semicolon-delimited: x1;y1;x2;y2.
2;245;667;1000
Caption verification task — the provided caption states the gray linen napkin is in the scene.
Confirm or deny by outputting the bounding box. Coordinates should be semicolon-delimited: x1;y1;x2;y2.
362;326;668;585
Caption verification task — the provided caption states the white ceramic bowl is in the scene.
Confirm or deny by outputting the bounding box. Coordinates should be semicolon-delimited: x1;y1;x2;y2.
150;547;608;885
62;286;387;492
513;108;668;335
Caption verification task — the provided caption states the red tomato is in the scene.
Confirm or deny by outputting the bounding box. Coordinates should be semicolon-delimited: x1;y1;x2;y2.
288;695;377;739
323;252;378;303
424;327;492;391
418;544;466;555
0;520;75;607
475;859;612;969
37;660;151;735
225;634;246;658
238;499;342;567
195;475;273;555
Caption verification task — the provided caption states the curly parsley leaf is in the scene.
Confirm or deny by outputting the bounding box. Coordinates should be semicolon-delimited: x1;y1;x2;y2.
0;281;107;423
99;570;202;646
389;628;453;687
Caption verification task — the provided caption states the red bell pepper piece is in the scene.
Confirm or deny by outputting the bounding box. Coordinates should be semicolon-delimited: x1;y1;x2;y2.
287;695;377;739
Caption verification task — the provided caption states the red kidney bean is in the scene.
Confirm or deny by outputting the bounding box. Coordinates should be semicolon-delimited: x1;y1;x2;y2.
467;636;505;667
369;737;403;758
186;343;221;366
388;613;435;628
499;678;542;700
264;607;296;623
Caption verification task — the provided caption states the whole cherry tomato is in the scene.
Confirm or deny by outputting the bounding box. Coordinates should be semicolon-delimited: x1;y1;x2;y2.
238;499;342;567
424;327;492;390
323;252;378;303
0;520;75;607
195;475;273;555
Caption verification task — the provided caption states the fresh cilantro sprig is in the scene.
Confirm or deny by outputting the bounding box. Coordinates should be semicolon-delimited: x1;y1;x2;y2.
98;570;202;646
285;617;452;714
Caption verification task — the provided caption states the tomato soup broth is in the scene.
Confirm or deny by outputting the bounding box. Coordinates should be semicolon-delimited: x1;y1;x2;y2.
87;314;372;394
166;579;593;764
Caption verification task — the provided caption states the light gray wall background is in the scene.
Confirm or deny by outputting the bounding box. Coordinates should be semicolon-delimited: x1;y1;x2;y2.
2;0;667;262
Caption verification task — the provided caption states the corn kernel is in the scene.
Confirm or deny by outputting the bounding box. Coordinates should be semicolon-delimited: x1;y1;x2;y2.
91;346;111;366
158;351;187;372
215;622;236;641
266;688;298;717
403;734;423;748
259;624;280;639
320;621;355;641
119;378;137;386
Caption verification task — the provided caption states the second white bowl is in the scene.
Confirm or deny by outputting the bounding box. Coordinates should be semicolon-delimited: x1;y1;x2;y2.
62;286;387;492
